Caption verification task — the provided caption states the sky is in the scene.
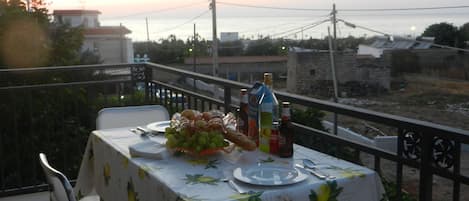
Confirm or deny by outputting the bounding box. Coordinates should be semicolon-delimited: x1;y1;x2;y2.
47;0;469;18
46;0;469;41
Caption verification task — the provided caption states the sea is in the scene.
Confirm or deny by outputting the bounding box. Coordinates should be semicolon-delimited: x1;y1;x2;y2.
100;13;469;42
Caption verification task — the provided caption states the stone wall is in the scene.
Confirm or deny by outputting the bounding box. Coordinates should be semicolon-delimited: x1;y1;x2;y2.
173;61;287;83
383;49;469;80
287;50;390;96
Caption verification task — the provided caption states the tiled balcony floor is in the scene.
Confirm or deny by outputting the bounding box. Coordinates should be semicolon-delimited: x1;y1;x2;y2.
0;192;48;201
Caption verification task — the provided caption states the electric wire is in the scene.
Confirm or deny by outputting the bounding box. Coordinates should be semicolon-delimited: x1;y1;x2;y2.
338;5;469;12
337;18;469;52
275;19;330;39
269;19;330;38
337;19;390;36
217;1;330;11
239;17;326;36
218;1;469;12
154;9;210;34
102;1;206;20
338;11;469;17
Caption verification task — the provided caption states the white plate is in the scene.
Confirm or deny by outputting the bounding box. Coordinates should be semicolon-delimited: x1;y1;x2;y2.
146;121;171;133
233;164;308;186
129;141;166;160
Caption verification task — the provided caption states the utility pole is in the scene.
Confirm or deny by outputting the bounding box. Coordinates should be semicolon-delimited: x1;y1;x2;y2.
145;17;150;41
328;27;338;135
120;23;125;63
26;0;31;12
210;0;219;76
332;4;337;50
331;4;339;135
193;23;197;91
301;27;304;41
145;17;150;53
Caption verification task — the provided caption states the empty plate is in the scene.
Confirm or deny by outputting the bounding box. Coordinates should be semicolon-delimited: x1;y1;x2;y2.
146;121;171;133
233;163;308;186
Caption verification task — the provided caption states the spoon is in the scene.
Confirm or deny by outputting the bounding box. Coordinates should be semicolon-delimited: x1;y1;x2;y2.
302;159;335;179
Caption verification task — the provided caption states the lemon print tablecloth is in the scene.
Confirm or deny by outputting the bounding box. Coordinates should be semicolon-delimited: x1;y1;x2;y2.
75;128;385;201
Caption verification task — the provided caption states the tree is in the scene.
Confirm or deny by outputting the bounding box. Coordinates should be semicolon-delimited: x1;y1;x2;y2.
0;0;50;68
458;23;469;48
244;37;285;56
80;49;102;65
0;0;86;68
421;22;458;46
48;24;84;66
219;40;243;56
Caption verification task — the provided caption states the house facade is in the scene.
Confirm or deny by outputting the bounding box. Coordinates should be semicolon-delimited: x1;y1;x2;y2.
53;10;134;64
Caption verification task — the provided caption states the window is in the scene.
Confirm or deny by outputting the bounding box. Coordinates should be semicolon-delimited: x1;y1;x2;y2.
64;17;71;25
95;18;100;27
83;18;89;27
309;69;316;76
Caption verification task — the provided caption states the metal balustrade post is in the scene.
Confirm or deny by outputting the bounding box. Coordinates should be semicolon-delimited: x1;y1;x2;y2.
224;86;231;113
374;156;381;176
396;129;404;201
144;65;152;103
419;134;433;201
453;142;461;201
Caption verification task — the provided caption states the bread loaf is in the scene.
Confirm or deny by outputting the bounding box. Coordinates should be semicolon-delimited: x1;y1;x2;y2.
223;129;256;151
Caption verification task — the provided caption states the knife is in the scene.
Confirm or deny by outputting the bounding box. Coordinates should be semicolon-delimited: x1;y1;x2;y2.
295;164;327;180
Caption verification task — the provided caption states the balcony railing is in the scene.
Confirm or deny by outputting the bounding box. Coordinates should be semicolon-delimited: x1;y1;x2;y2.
0;62;468;201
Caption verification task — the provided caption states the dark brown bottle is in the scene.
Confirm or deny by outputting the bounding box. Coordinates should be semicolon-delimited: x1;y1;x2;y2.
237;89;249;135
279;102;293;158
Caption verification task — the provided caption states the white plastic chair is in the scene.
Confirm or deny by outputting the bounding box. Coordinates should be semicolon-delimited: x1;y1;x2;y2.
96;105;170;130
39;153;99;201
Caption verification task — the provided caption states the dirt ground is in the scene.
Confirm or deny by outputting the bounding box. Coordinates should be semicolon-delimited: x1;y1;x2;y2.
320;74;469;200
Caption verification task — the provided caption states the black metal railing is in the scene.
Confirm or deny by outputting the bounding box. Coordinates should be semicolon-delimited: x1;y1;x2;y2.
0;62;468;201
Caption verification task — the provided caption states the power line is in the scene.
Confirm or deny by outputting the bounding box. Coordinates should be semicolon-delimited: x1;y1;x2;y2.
339;11;469;17
339;5;469;12
275;20;330;39
102;1;206;20
337;19;389;36
337;18;469;52
271;19;330;38
239;17;327;35
154;9;210;34
217;1;469;12
217;1;330;11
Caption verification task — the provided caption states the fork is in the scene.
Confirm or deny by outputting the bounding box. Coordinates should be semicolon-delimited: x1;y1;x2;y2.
222;178;247;194
295;164;327;180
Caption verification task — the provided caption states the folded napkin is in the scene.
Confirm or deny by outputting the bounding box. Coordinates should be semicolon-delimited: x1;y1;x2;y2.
129;141;166;160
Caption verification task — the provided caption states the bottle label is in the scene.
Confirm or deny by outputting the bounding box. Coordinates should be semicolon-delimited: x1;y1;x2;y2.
247;82;265;146
259;109;272;153
278;134;286;146
270;128;279;155
282;108;291;119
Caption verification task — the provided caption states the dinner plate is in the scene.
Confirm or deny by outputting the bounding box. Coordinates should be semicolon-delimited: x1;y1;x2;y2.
233;164;308;186
146;121;171;133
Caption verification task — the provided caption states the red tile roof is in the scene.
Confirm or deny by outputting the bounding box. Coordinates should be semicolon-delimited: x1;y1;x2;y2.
53;10;101;15
185;56;287;64
84;26;131;35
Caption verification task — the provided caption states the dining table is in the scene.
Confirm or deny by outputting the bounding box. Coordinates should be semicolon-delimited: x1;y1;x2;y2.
75;126;385;201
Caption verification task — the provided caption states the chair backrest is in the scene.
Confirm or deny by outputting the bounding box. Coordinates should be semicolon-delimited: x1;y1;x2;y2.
39;153;77;201
96;105;170;130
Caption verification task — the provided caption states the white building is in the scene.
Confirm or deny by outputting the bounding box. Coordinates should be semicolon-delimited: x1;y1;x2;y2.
220;32;239;42
53;10;134;64
357;36;433;58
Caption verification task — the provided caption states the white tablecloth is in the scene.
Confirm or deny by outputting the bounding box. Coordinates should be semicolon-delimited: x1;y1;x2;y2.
75;127;385;201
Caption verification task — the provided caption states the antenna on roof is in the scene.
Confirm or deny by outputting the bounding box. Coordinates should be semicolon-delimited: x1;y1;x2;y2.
79;0;87;10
